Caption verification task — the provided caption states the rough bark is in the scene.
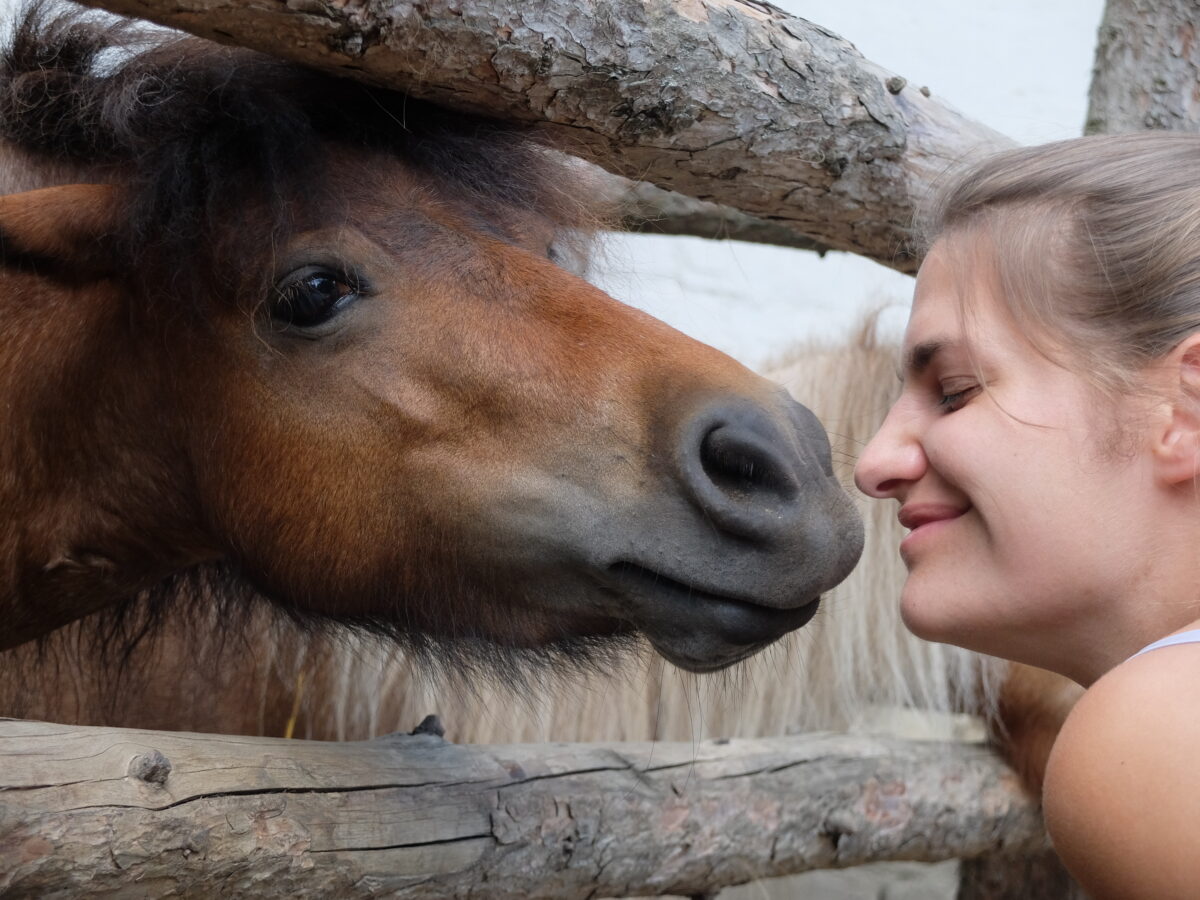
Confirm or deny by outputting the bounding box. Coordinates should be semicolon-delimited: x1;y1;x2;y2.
77;0;1012;272
606;169;833;253
0;720;1047;898
1088;0;1200;133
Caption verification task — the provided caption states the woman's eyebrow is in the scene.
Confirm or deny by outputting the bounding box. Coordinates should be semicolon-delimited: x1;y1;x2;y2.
904;339;951;377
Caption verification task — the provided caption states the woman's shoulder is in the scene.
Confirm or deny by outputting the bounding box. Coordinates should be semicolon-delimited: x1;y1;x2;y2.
1043;638;1200;899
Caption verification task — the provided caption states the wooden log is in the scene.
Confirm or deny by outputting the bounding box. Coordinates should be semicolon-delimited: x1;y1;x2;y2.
605;169;834;254
1087;0;1200;134
0;720;1047;898
75;0;1012;272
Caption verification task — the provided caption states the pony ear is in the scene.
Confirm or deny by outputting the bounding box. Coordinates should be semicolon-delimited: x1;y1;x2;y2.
0;183;122;275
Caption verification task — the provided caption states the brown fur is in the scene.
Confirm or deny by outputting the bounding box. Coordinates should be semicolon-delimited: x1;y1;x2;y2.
991;663;1085;794
1;4;863;725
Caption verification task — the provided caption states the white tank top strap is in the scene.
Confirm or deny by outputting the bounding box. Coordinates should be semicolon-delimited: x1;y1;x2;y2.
1128;628;1200;660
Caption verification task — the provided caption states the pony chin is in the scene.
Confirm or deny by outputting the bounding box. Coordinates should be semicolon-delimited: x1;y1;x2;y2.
68;561;649;701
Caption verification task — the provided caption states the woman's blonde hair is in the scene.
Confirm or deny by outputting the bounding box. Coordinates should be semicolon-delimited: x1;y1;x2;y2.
922;132;1200;398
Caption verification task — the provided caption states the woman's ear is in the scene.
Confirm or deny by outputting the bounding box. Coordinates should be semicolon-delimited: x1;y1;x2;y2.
0;183;121;277
1152;334;1200;485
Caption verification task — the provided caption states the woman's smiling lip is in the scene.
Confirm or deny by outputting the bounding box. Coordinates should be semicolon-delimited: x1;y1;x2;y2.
898;503;969;558
898;502;969;531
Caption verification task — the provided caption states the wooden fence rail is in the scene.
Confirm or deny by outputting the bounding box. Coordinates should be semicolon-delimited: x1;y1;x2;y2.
0;719;1047;898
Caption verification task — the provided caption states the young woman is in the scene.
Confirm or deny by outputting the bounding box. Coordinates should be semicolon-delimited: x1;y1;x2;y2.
854;132;1200;899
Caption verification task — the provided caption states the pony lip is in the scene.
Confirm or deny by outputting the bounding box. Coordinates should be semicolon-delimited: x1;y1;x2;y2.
898;503;968;532
601;561;821;672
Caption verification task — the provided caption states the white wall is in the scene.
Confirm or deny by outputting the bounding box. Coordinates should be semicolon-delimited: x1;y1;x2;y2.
592;0;1107;368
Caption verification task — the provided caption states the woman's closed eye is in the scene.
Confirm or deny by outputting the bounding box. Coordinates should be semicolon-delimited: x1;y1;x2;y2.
937;383;980;412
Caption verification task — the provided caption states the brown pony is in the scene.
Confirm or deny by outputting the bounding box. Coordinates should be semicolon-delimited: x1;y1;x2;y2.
0;3;863;728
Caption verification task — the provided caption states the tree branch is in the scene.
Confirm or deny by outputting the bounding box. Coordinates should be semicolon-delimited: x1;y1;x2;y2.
77;0;1012;271
1088;0;1200;134
0;719;1046;897
603;168;834;253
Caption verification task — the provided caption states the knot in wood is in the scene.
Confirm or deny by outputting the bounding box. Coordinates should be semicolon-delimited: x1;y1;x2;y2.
128;749;172;786
821;808;859;847
411;714;446;738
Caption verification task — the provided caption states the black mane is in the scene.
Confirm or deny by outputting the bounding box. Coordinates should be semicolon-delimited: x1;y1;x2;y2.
0;2;591;296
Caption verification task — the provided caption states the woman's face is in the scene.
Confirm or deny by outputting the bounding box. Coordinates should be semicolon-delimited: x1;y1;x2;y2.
854;237;1160;671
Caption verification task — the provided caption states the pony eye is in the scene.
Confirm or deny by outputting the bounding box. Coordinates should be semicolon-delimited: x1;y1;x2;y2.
271;266;359;328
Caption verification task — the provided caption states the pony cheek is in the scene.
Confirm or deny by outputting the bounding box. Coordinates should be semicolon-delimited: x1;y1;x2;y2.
213;484;431;621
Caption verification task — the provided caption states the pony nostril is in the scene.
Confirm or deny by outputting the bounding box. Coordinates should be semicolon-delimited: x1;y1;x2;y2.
693;406;805;511
678;401;816;544
700;426;791;499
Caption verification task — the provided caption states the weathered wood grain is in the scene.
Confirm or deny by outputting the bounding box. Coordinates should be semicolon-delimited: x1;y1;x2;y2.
0;719;1047;897
606;168;834;253
76;0;1012;271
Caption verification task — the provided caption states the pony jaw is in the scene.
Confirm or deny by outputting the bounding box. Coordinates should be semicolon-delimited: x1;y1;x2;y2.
602;560;823;672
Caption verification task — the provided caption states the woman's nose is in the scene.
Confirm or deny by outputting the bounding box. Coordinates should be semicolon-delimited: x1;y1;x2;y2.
853;404;926;499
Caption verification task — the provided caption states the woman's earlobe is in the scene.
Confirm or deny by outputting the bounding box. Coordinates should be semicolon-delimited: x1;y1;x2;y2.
1152;336;1200;485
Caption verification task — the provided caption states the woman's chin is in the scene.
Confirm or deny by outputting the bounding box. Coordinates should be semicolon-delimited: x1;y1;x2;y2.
899;586;963;645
